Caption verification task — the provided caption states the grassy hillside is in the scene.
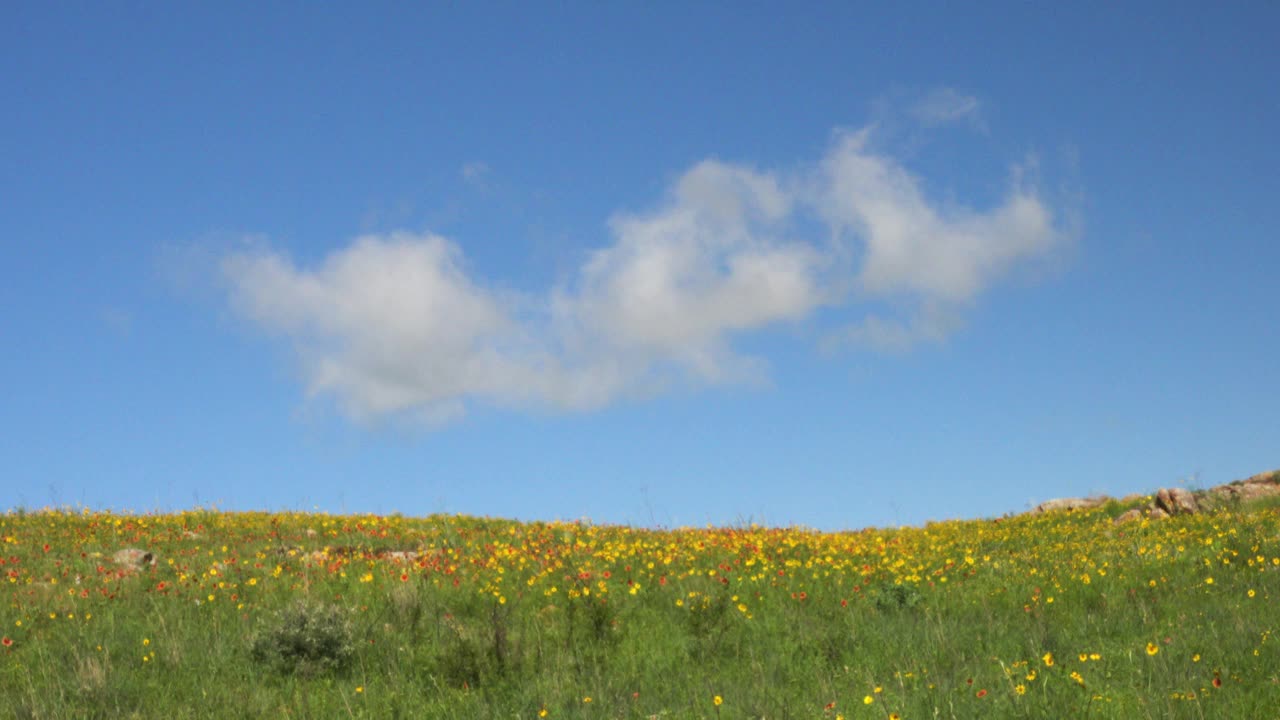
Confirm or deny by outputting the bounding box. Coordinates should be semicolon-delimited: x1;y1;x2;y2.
2;494;1279;719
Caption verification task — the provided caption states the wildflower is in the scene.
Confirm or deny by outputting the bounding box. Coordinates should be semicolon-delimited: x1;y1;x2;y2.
1146;643;1159;656
1043;652;1054;667
1204;577;1214;585
538;710;548;718
1248;589;1256;598
863;695;874;705
355;686;363;693
1;637;12;647
582;697;591;704
714;695;723;706
1015;684;1026;695
142;638;150;646
976;689;988;698
1192;654;1201;662
1212;676;1222;688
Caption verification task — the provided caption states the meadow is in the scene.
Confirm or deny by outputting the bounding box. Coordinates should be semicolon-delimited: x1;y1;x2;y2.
2;493;1278;719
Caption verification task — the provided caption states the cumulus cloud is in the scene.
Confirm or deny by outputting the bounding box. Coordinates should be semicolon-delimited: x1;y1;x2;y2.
223;124;1068;423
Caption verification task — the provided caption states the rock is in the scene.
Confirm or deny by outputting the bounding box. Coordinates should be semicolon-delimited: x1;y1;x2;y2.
1148;506;1169;520
1114;508;1145;524
1155;488;1199;516
1032;497;1108;514
1209;470;1280;504
306;529;319;538
112;548;156;569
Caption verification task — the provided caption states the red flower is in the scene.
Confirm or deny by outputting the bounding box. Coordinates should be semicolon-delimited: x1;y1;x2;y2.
1;637;12;648
976;689;988;698
1212;676;1222;688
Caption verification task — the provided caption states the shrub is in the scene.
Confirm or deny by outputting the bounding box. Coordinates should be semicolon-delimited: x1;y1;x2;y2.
872;582;924;612
250;600;356;677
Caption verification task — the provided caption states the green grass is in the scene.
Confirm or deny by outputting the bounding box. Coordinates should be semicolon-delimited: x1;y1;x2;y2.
2;499;1279;718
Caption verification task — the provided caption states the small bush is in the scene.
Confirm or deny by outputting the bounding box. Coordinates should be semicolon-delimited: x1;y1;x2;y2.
872;582;923;612
250;600;356;677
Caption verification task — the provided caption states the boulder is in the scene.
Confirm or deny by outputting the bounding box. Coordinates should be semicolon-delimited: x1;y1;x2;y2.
1155;488;1199;516
112;548;156;569
1114;508;1145;524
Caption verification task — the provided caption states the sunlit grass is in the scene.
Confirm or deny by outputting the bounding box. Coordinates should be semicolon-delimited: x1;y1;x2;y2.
2;498;1279;718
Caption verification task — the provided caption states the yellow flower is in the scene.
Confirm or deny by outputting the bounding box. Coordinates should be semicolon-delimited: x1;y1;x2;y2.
1015;684;1026;695
1192;653;1201;662
355;686;363;694
863;695;874;705
1204;577;1214;585
1146;643;1159;656
713;695;723;706
1247;589;1256;598
582;697;591;704
538;710;548;718
142;638;150;646
1042;652;1054;667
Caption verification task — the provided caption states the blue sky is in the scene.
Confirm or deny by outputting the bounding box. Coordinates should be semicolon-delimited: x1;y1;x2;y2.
3;3;1277;530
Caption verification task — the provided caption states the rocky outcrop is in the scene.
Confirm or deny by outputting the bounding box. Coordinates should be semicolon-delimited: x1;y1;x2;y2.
1110;468;1280;523
1031;497;1109;514
1206;470;1280;504
1021;468;1279;524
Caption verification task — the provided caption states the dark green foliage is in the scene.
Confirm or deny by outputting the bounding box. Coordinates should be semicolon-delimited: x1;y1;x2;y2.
872;581;924;612
250;600;356;677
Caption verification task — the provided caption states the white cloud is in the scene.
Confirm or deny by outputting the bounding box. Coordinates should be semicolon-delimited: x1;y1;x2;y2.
223;122;1068;424
817;130;1058;302
910;88;983;127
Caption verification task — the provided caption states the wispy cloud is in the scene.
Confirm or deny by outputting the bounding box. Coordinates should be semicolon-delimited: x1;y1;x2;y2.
223;121;1068;424
909;87;983;128
460;161;490;187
